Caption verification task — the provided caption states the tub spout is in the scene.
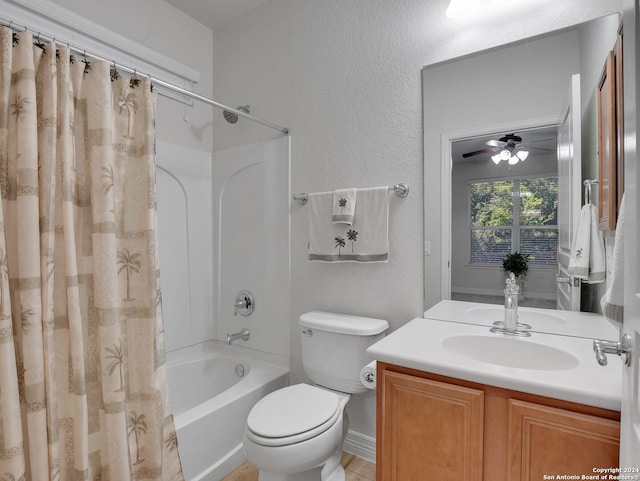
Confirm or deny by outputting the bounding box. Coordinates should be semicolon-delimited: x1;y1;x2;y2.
227;328;250;345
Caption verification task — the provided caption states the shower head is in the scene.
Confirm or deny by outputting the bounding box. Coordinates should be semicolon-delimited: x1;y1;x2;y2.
223;105;250;124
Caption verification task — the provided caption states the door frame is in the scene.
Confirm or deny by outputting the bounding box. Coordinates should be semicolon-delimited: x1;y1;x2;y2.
619;0;640;466
440;115;560;300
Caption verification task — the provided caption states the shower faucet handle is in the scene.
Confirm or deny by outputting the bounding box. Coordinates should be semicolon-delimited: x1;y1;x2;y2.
234;290;255;316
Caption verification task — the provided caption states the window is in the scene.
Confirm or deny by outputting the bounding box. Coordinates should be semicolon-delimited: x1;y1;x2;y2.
469;177;558;266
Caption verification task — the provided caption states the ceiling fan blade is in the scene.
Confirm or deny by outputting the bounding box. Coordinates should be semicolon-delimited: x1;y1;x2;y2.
462;147;495;158
486;139;507;147
526;138;554;143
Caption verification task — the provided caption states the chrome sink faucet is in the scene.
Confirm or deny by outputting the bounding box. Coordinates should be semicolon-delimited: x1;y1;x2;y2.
227;327;250;345
593;335;632;366
490;273;531;337
504;273;518;333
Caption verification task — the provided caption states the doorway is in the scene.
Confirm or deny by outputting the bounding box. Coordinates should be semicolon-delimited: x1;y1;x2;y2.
447;124;558;308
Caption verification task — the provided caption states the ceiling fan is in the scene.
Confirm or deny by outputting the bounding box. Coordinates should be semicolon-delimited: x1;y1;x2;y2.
462;133;553;165
462;133;525;159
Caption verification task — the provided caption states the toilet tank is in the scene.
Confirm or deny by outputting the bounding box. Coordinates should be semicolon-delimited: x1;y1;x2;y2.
299;311;389;394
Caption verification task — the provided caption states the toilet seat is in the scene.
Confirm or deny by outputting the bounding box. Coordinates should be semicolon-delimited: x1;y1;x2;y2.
246;384;342;447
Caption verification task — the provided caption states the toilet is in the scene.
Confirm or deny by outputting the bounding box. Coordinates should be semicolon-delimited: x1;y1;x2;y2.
243;311;388;481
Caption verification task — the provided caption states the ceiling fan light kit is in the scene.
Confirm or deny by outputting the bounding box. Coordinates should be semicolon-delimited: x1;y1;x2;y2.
467;133;534;166
491;148;529;166
508;154;521;165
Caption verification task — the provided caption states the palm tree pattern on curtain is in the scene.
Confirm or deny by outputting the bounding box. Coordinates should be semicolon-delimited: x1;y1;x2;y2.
127;412;148;465
0;28;183;481
117;248;142;302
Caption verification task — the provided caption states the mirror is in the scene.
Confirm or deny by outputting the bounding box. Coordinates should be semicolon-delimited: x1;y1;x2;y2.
423;13;621;315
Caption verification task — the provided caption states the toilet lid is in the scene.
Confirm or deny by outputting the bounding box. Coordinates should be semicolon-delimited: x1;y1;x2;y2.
247;384;341;439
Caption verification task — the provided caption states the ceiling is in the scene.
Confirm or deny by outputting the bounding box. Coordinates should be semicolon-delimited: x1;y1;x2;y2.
165;0;270;32
451;126;557;165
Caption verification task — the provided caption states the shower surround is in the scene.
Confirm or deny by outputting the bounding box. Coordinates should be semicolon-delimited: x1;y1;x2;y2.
157;137;290;480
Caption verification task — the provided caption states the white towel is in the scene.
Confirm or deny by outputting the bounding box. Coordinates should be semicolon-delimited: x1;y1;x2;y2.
568;203;606;283
332;188;356;224
309;186;389;263
600;194;625;329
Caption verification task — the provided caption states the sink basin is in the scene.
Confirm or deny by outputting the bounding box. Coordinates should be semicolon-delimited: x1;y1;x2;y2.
467;307;565;326
441;335;580;371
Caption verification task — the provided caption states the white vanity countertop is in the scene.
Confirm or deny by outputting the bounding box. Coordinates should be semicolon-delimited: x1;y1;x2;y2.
367;316;622;411
424;300;620;340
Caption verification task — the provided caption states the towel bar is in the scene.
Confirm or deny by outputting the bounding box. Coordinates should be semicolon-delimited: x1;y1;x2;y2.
292;183;409;205
583;179;598;205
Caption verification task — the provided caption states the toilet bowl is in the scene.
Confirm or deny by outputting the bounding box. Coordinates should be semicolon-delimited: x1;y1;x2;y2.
243;384;350;481
242;312;388;481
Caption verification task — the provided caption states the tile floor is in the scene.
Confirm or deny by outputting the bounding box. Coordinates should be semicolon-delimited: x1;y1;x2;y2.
222;452;375;481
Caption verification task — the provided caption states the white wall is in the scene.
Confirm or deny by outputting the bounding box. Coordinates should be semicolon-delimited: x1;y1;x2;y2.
451;154;558;299
210;0;622;443
213;1;428;444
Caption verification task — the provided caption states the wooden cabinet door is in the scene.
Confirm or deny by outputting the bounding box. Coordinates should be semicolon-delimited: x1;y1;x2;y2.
377;369;484;481
614;30;624;212
507;399;620;481
598;50;618;231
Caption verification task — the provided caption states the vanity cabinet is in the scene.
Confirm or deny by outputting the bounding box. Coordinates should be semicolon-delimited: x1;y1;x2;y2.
376;362;620;481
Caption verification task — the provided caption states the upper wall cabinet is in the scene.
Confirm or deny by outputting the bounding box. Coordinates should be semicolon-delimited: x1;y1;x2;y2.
597;28;624;231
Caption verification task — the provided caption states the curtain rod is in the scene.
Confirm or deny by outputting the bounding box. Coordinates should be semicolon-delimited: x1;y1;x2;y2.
1;19;290;135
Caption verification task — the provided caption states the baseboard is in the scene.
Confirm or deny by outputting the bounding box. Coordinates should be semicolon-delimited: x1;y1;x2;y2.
343;430;376;463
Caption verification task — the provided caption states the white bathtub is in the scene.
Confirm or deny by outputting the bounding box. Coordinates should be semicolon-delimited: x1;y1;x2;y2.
167;341;289;481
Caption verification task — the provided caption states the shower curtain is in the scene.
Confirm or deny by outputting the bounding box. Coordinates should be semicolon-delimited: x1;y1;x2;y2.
0;28;183;481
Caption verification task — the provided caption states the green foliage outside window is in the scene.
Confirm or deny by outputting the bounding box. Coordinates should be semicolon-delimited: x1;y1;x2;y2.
470;177;558;265
520;178;558;226
471;181;513;226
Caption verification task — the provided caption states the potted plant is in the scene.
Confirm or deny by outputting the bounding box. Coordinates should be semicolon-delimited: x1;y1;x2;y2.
502;252;530;278
502;252;530;299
